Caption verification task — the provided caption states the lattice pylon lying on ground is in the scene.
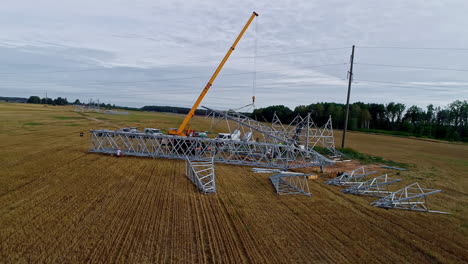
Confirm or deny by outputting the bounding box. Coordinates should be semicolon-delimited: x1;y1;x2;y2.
89;130;333;169
371;182;449;214
269;172;311;196
325;167;377;186
342;174;401;197
185;157;216;194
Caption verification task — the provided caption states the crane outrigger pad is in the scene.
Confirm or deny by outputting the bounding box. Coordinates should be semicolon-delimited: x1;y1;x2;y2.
89;130;333;170
325;167;377;186
270;172;311;196
185;157;216;194
371;182;449;214
341;174;401;197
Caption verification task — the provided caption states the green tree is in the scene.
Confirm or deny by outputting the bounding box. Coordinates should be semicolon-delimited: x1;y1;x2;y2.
27;96;41;104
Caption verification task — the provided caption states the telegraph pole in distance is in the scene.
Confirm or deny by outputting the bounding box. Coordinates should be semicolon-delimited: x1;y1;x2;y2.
341;45;355;149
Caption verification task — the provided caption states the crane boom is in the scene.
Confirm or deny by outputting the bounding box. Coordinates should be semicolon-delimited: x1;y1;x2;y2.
169;12;258;136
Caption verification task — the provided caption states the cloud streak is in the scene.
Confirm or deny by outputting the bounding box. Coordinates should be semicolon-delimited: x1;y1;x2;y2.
0;0;467;109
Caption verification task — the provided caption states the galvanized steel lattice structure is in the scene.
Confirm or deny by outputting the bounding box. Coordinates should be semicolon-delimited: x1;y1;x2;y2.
185;157;216;194
270;172;311;196
342;174;401;197
207;107;346;159
371;182;448;214
326;167;377;186
89;130;333;169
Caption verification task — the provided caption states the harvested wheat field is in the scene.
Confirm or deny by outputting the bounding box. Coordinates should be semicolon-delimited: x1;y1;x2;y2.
1;103;467;263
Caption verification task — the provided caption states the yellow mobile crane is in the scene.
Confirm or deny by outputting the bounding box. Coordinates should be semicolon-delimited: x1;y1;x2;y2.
168;12;258;136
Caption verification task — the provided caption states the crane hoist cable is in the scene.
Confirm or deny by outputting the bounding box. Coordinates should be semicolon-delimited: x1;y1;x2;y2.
252;16;258;107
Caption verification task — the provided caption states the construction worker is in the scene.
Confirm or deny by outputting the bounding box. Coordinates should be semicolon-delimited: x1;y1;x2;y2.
116;148;122;157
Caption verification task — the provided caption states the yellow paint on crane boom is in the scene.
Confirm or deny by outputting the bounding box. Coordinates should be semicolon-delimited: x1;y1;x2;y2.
169;12;258;136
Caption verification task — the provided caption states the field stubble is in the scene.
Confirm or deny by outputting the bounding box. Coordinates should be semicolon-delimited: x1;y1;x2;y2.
0;103;467;263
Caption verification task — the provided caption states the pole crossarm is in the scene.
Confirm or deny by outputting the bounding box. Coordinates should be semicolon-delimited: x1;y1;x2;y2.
371;182;449;214
269;172;311;196
326;167;377;186
185;157;216;193
342;174;401;197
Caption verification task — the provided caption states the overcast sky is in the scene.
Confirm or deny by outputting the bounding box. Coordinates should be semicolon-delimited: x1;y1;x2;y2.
1;0;467;110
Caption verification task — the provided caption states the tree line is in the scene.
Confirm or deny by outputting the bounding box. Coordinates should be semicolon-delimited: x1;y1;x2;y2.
23;95;467;142
252;100;468;142
27;95;70;105
141;105;207;115
26;96;122;110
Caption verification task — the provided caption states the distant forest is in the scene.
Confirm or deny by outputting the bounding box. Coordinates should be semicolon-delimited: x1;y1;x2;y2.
252;100;468;142
13;95;468;142
141;105;207;116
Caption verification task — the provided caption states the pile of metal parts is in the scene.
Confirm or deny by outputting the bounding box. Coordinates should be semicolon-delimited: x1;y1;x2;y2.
270;172;311;196
74;104;100;113
325;167;377;186
89;108;335;170
342;174;401;196
251;168;282;173
104;110;129;115
185;157;216;194
326;167;448;214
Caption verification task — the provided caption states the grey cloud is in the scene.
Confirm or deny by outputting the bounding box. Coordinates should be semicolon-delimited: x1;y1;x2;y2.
0;0;467;109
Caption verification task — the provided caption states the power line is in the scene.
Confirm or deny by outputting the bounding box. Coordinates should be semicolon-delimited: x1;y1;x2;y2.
0;67;125;75
355;62;468;72
357;46;468;51
0;47;349;75
353;79;468;89
353;80;468;92
0;63;348;87
253;47;349;58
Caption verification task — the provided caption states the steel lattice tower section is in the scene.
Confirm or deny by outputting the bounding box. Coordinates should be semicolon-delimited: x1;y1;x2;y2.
89;130;334;169
185;157;216;193
269;172;311;196
326;167;377;186
341;174;401;197
371;183;448;214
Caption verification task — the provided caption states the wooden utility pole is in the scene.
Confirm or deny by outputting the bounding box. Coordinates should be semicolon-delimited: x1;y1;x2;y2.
341;45;355;148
